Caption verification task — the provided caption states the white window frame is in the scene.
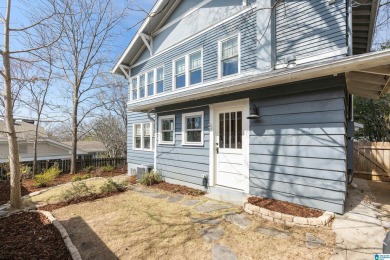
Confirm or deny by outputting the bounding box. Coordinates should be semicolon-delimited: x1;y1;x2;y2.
129;65;164;101
130;77;138;102
172;49;203;90
156;66;164;94
158;115;175;145
182;111;204;146
218;33;241;79
133;122;154;151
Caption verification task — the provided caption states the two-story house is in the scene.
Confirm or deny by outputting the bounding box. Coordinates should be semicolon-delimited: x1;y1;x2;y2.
113;0;390;214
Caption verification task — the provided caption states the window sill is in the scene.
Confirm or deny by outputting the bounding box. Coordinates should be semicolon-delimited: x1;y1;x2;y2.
182;143;204;147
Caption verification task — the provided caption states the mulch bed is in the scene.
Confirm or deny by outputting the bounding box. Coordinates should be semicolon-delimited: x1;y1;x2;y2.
248;196;323;218
0;211;72;259
151;182;206;196
0;168;126;205
39;191;124;211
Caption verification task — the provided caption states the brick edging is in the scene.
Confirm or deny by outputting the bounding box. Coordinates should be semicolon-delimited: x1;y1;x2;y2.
243;198;335;227
27;210;82;260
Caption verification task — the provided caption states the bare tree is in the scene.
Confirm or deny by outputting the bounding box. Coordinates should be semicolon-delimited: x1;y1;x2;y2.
0;0;64;208
53;0;129;174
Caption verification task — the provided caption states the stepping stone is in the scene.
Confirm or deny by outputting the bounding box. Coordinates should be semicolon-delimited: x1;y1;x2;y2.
167;195;183;203
140;191;162;198
155;194;169;199
256;227;290;239
306;233;325;248
212;244;237;260
224;213;251;229
181;200;200;206
199;227;224;243
195;201;232;213
191;217;221;225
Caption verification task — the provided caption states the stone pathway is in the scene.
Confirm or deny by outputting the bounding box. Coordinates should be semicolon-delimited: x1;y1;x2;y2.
306;233;325;249
212;244;238;260
224;213;251;229
191;217;221;225
181;199;200;206
194;201;232;213
199;228;225;243
167;195;183;203
256;227;290;239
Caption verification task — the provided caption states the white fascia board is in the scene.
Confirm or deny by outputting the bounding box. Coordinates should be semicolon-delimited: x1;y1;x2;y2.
128;49;390;111
112;0;166;75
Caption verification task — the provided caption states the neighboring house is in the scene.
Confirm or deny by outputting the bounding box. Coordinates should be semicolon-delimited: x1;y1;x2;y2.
113;0;390;214
0;120;88;162
63;141;107;159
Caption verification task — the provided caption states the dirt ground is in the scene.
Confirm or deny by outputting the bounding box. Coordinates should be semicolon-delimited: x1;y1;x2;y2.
368;181;390;221
52;189;335;260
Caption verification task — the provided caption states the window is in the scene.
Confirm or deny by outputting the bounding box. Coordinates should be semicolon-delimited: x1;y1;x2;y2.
189;51;202;85
147;70;154;96
219;35;240;77
156;67;164;93
175;57;186;88
173;49;203;89
159;115;175;144
131;77;138;100
182;112;204;146
133;123;153;151
139;74;145;98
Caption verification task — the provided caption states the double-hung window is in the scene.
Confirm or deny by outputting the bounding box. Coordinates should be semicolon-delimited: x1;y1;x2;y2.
130;66;164;101
139;74;145;98
219;35;240;77
173;49;203;89
156;67;164;93
182;112;204;146
133;123;153;150
131;77;138;101
159;115;175;145
147;70;154;96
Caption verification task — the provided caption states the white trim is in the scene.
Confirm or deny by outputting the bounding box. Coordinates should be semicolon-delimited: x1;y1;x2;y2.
133;122;154;151
154;112;158;169
172;48;203;90
218;33;241;79
131;65;165;101
208;105;215;187
128;6;254;70
158;115;175;145
181;111;204;146
275;47;348;69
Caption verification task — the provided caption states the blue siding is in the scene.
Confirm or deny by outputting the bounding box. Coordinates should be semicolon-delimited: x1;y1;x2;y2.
156;107;210;189
127;111;154;167
276;0;347;62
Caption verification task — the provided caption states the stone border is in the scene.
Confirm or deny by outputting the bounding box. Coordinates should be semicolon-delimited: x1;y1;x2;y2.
27;210;82;260
243;198;335;227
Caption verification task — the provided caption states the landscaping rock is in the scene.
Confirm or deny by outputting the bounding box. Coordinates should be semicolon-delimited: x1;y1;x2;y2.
181;199;200;206
191;217;221;225
195;201;232;213
256;227;290;239
212;244;237;260
199;227;224;243
224;213;251;229
167;195;183;203
306;233;325;248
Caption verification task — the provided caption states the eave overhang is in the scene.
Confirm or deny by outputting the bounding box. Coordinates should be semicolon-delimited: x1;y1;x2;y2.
128;49;390;112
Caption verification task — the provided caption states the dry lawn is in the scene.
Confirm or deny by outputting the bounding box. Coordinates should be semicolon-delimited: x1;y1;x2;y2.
51;188;335;260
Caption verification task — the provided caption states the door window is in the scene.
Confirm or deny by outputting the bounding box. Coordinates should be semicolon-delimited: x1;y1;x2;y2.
219;111;242;149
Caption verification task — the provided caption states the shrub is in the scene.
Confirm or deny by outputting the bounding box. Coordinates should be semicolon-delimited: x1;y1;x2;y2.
71;174;92;182
20;164;32;180
139;171;163;186
84;166;95;173
62;182;96;201
101;165;114;172
100;178;127;193
34;163;62;187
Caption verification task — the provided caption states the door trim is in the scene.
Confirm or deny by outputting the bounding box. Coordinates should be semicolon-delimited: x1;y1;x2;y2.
209;98;250;193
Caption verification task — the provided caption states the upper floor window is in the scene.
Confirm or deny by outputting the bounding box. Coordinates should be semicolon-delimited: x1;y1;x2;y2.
130;66;164;101
147;70;154;96
159;115;175;145
156;67;164;93
219;35;240;77
133;122;153;151
173;49;203;89
139;74;145;98
131;77;138;100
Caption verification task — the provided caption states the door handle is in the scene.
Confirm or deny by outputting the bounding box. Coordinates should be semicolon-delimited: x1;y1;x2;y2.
216;143;219;154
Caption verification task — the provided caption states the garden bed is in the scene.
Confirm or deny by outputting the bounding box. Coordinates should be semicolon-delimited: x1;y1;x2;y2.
0;167;126;205
0;211;72;259
150;181;206;196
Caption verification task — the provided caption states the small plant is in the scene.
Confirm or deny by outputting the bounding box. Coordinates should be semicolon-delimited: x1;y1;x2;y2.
139;171;163;186
100;178;127;193
20;164;32;180
62;182;96;201
71;174;92;182
100;165;114;172
84;166;95;173
34;163;62;187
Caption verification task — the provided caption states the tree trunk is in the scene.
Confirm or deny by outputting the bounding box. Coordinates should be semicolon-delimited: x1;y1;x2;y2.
32;119;39;177
3;0;22;209
70;96;78;174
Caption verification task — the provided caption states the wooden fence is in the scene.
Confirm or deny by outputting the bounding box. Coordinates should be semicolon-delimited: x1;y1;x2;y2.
0;157;126;181
354;141;390;182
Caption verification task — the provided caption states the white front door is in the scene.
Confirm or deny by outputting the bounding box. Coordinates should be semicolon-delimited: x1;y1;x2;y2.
213;101;248;191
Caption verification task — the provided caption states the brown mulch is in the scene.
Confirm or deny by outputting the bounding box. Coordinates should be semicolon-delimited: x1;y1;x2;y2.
151;182;206;196
248;196;323;218
0;168;126;205
39;191;124;211
128;175;137;185
0;211;72;260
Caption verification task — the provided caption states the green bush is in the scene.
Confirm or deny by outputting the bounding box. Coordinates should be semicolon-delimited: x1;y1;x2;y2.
100;178;127;193
84;166;95;173
139;171;163;186
20;164;32;180
71;174;92;182
100;165;114;172
62;182;96;201
34;163;62;187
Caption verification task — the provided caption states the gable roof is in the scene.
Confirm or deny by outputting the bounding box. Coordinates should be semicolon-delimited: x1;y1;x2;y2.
62;141;107;153
0;120;48;141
